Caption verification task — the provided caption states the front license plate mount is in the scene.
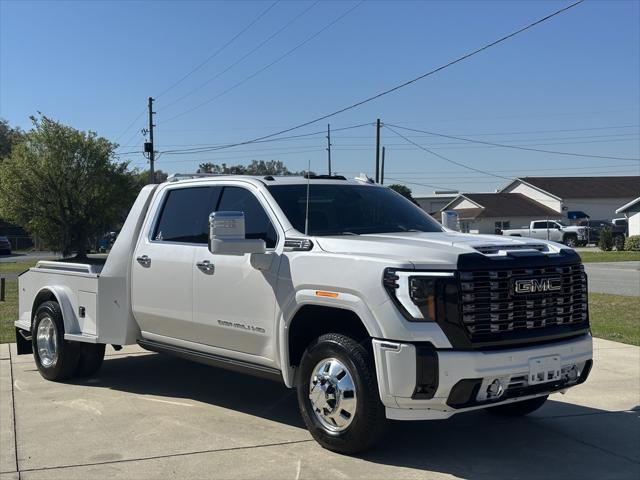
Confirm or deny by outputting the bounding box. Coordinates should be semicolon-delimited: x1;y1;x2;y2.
528;355;561;385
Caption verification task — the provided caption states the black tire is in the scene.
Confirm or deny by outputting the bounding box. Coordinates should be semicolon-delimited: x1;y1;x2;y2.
485;395;548;417
563;235;577;248
76;343;106;377
32;301;81;381
296;333;386;455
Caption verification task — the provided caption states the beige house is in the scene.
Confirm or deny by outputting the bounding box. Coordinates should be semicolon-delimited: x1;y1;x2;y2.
441;192;560;234
616;197;640;236
500;176;640;221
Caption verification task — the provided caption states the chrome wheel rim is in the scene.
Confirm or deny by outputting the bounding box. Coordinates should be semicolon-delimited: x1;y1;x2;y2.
309;357;357;432
36;317;58;368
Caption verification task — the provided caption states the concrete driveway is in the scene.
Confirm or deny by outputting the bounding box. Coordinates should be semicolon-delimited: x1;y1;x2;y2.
584;261;640;296
1;338;638;480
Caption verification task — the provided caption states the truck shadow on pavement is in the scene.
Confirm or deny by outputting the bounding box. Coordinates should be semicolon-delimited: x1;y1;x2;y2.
73;351;640;479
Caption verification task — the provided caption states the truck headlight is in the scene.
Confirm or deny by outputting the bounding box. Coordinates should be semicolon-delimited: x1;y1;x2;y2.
383;268;455;321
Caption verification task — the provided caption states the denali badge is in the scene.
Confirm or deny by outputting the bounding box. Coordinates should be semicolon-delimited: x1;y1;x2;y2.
514;277;562;294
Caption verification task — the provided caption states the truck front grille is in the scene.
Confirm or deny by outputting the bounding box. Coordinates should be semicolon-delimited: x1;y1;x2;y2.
459;263;587;340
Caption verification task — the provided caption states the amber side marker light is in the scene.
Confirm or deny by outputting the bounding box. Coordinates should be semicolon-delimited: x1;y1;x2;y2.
315;290;339;298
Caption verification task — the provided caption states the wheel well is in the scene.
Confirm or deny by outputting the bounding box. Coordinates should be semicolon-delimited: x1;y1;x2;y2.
288;305;370;367
31;289;56;327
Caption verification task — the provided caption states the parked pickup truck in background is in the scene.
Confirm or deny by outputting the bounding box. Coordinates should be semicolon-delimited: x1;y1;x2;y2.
501;220;587;247
578;219;627;248
15;174;593;454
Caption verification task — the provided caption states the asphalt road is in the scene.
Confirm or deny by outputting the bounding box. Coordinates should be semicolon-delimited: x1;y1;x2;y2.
584;261;640;296
1;339;638;480
0;251;61;264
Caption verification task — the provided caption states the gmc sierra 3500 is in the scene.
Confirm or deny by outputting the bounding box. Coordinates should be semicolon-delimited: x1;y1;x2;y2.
15;174;592;454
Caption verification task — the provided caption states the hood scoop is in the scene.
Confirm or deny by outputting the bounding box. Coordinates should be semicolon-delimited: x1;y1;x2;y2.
473;244;548;255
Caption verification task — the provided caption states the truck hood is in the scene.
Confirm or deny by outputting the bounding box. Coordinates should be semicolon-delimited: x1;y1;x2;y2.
314;232;562;269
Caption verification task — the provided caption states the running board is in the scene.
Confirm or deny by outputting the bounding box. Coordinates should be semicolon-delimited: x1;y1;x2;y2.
137;339;283;383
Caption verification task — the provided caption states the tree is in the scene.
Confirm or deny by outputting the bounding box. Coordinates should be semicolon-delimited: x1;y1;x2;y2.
198;160;310;176
0;118;23;159
131;169;168;188
0;115;138;257
388;184;416;203
598;227;613;252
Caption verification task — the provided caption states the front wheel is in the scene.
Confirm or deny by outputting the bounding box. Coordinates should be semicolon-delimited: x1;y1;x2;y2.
296;333;386;455
564;235;578;248
485;395;548;416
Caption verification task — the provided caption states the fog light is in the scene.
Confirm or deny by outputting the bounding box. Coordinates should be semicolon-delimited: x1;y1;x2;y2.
487;379;504;399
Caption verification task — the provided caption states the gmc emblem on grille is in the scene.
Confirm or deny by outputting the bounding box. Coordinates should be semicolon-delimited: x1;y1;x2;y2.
514;277;562;294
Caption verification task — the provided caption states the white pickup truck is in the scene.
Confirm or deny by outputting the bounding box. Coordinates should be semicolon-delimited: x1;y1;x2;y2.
15;174;592;454
501;220;588;247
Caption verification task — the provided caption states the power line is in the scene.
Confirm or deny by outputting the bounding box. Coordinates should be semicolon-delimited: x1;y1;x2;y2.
112;1;278;147
160;1;365;124
113;110;146;145
385;177;461;191
403;124;640;137
159;122;372;155
159;1;320;113
158;0;585;155
386;123;640;162
384;125;514;180
340;163;638;174
155;1;279;100
161;148;327;164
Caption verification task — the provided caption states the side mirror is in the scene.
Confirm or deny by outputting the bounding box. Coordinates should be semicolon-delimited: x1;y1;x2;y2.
208;211;266;255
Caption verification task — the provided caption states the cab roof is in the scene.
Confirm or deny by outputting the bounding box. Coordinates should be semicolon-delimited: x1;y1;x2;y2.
164;173;377;187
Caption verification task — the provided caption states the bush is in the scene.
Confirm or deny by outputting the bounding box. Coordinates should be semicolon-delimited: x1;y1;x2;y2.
625;235;640;251
598;227;613;251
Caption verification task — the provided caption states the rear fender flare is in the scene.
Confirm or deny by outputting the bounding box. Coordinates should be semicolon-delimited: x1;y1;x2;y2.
31;286;79;335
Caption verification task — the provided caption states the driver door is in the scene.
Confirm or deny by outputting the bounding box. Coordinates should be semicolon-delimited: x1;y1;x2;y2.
192;185;282;363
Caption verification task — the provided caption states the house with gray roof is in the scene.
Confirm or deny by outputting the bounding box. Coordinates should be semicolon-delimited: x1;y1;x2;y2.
500;176;640;221
440;192;561;234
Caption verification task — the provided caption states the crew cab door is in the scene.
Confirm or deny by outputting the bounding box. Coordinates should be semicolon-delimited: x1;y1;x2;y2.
530;221;550;240
549;222;564;242
192;185;282;362
132;186;219;339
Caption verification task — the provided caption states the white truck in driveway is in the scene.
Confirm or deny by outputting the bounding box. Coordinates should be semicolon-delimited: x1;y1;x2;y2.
15;174;593;454
501;220;588;247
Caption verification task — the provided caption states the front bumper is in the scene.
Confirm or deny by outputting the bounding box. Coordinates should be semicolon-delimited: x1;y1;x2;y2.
372;333;592;421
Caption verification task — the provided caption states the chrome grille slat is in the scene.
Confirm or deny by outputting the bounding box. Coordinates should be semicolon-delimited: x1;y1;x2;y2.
459;263;587;339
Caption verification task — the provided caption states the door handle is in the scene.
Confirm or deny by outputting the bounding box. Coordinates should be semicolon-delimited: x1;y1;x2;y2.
136;255;151;268
196;260;215;275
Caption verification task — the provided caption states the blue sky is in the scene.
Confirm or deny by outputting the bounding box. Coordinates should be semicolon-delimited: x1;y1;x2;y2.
1;0;639;195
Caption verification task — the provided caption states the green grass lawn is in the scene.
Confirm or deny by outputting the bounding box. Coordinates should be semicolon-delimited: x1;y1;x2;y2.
578;251;640;263
0;261;37;343
0;279;18;343
0;262;38;276
589;293;640;346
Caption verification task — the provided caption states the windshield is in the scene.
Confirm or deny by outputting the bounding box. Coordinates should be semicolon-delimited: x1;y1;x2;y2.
267;184;443;235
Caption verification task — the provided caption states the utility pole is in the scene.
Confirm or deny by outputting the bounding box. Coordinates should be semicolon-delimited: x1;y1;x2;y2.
146;97;156;184
326;123;332;175
375;118;381;183
380;146;386;185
